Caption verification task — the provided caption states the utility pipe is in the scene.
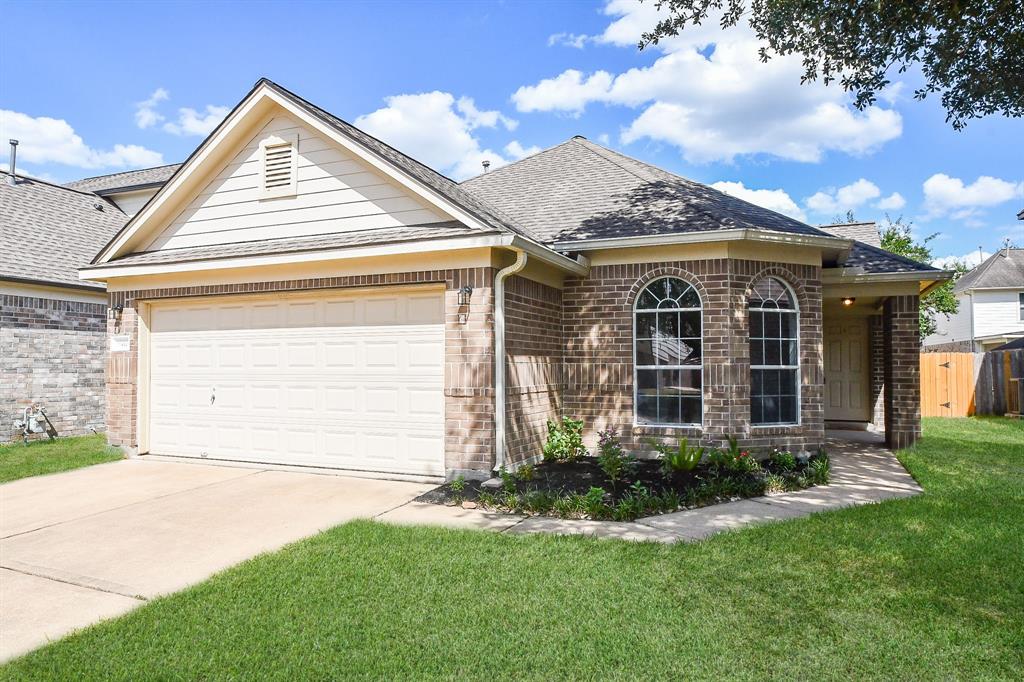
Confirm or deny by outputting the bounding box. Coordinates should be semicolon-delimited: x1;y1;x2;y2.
493;248;528;473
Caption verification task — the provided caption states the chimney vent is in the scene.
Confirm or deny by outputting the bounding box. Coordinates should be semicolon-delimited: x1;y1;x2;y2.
482;160;490;173
7;139;17;186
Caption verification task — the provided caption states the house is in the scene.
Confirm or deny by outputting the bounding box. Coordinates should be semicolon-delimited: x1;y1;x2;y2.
78;79;949;480
924;247;1024;351
819;221;882;248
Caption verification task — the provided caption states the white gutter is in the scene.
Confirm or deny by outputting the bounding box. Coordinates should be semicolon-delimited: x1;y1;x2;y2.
552;228;852;252
493;248;528;473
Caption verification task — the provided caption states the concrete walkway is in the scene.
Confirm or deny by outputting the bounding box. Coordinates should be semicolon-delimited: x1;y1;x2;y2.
0;459;430;662
377;439;923;543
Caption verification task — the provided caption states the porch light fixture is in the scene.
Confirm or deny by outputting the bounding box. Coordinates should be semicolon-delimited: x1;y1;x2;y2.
841;297;856;307
458;285;473;307
108;303;124;320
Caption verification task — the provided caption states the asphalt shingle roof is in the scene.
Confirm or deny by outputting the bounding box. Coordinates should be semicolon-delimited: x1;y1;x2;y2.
843;241;942;275
65;164;181;194
954;249;1024;292
460;137;830;244
1;172;127;289
102;221;484;267
819;222;881;248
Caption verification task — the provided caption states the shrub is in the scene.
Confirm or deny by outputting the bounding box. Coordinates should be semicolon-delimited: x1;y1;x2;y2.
522;490;557;515
583;487;609;519
553;494;583;518
769;449;797;471
477;491;497;508
516;463;536;481
597;427;635;488
648;437;704;477
498;467;517;494
763;472;787;494
708;436;761;474
807;453;831;484
449;475;466;493
542;416;587;463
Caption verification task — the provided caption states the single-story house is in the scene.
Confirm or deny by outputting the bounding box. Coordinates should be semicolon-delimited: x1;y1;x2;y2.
80;79;950;480
924;247;1024;352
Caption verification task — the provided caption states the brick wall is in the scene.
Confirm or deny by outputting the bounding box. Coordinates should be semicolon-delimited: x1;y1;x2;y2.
883;295;921;448
106;268;496;475
504;275;562;466
562;258;825;456
1;294;107;442
868;315;886;429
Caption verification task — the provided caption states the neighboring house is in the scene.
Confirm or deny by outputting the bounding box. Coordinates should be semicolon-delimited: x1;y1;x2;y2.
0;172;125;441
65;164;181;217
79;79;949;481
819;221;882;248
924;248;1024;351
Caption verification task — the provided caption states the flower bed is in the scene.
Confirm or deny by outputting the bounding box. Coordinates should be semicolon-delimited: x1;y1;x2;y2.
420;420;830;522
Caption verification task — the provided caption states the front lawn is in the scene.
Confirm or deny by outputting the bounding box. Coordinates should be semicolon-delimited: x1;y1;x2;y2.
3;418;1022;679
0;434;123;483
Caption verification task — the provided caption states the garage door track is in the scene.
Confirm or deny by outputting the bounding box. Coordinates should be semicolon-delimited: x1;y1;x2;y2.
0;458;431;661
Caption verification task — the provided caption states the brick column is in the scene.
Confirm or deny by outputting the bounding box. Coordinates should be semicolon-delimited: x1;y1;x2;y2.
868;315;886;430
105;292;138;449
883;296;921;449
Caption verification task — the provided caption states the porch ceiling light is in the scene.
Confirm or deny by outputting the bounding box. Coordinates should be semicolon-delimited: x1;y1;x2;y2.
841;297;856;307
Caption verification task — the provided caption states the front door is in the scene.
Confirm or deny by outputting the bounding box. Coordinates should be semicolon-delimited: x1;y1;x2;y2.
824;318;872;422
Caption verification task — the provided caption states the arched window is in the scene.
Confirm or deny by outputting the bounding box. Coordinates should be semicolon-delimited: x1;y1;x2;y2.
634;277;702;426
749;277;800;425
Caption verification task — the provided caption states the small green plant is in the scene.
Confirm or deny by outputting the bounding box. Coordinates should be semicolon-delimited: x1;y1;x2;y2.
449;475;466;493
477;491;497;508
552;493;583;518
708;436;761;473
542;416;587;463
596;427;635;488
583;486;609;519
807;453;831;484
515;463;536;481
763;473;787;494
648;437;704;476
769;449;797;471
498;466;517;494
522;490;557;515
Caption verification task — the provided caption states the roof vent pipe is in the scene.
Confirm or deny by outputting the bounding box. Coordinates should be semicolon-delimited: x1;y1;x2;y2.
482;159;490;173
7;139;17;186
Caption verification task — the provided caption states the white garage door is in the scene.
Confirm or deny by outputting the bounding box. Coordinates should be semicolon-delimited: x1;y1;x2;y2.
147;288;445;477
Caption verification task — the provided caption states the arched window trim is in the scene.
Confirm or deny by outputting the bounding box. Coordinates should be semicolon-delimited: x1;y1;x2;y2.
748;276;801;427
632;276;704;428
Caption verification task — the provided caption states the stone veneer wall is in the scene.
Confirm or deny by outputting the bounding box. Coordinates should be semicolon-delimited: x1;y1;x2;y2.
923;340;973;353
503;275;563;467
562;258;825;455
883;295;922;448
105;268;496;476
1;294;107;442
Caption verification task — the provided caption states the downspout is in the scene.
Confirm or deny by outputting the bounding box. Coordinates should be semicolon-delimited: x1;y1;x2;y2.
493;248;528;473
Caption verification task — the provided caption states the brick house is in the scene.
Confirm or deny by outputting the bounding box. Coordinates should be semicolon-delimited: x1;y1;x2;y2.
79;79;949;480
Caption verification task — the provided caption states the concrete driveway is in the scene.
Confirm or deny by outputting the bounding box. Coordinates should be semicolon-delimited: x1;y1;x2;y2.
0;458;431;661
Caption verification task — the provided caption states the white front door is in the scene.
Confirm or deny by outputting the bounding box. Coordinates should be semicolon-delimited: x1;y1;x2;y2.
147;287;445;477
824;319;872;422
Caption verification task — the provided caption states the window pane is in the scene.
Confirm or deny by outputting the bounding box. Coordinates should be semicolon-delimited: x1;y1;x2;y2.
635;340;655;366
781;368;798;395
679;311;700;337
780;311;796;338
780;395;796;423
751;368;763;395
637;289;659;310
750;340;764;366
751;396;763;425
750;311;763;338
658;397;681;424
636;313;657;338
761;396;780;424
678;286;701;308
637;370;658;393
763;369;780;395
636;395;658;423
764;340;781;366
676;369;701;395
763;312;781;338
784;339;799;365
681;397;701;424
658;369;683;395
666;278;688;301
657;338;700;365
657;312;678;338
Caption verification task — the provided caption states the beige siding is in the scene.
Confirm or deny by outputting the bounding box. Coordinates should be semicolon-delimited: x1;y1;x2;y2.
144;116;450;251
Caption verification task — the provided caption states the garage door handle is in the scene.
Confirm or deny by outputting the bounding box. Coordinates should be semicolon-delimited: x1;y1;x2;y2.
210;389;216;406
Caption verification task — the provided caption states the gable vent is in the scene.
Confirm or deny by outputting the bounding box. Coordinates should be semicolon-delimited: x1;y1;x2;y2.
259;133;299;199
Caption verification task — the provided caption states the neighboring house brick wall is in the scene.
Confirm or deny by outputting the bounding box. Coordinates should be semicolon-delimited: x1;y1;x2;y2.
884;295;921;449
562;258;824;456
1;294;107;442
504;275;562;467
105;268;496;476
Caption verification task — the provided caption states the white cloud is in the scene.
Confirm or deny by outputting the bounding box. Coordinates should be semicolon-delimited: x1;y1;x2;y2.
805;178;881;214
548;32;589;49
711;181;806;221
922;173;1024;218
504;140;541;160
162;104;230;137
597;133;611;145
135;88;169;129
356;91;525;180
0;109;163;169
512;0;902;163
875;192;906;210
932;249;991;270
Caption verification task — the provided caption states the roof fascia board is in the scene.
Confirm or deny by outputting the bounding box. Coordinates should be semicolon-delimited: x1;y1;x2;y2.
94;182;166;196
552;228;852;252
1;275;105;293
81;234;516;281
509;235;589;275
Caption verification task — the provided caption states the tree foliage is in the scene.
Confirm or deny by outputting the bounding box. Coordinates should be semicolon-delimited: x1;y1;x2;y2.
642;0;1024;129
878;216;967;339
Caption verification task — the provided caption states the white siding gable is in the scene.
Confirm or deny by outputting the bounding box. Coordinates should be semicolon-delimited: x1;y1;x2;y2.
144;115;450;251
925;294;972;346
973;289;1024;338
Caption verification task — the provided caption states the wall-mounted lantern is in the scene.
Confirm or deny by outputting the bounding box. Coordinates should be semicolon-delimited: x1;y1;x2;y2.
108;303;125;331
841;297;856;307
457;285;472;324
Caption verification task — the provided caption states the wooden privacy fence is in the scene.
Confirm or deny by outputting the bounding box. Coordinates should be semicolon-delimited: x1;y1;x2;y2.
920;350;1024;417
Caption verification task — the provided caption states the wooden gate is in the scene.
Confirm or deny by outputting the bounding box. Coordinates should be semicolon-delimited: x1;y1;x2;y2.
920;352;976;417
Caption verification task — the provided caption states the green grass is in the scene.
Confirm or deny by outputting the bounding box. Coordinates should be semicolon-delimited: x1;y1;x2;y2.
3;418;1022;680
0;434;123;483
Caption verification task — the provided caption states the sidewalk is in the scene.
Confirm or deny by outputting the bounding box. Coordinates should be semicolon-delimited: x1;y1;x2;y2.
375;439;923;543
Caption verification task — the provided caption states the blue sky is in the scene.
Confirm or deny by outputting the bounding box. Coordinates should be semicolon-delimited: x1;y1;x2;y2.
2;0;1021;264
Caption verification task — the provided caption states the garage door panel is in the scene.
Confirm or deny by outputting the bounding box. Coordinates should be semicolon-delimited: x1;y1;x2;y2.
149;289;445;477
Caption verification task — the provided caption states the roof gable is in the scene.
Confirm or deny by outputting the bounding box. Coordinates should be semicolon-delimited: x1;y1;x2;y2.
955;249;1024;292
93;79;529;264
